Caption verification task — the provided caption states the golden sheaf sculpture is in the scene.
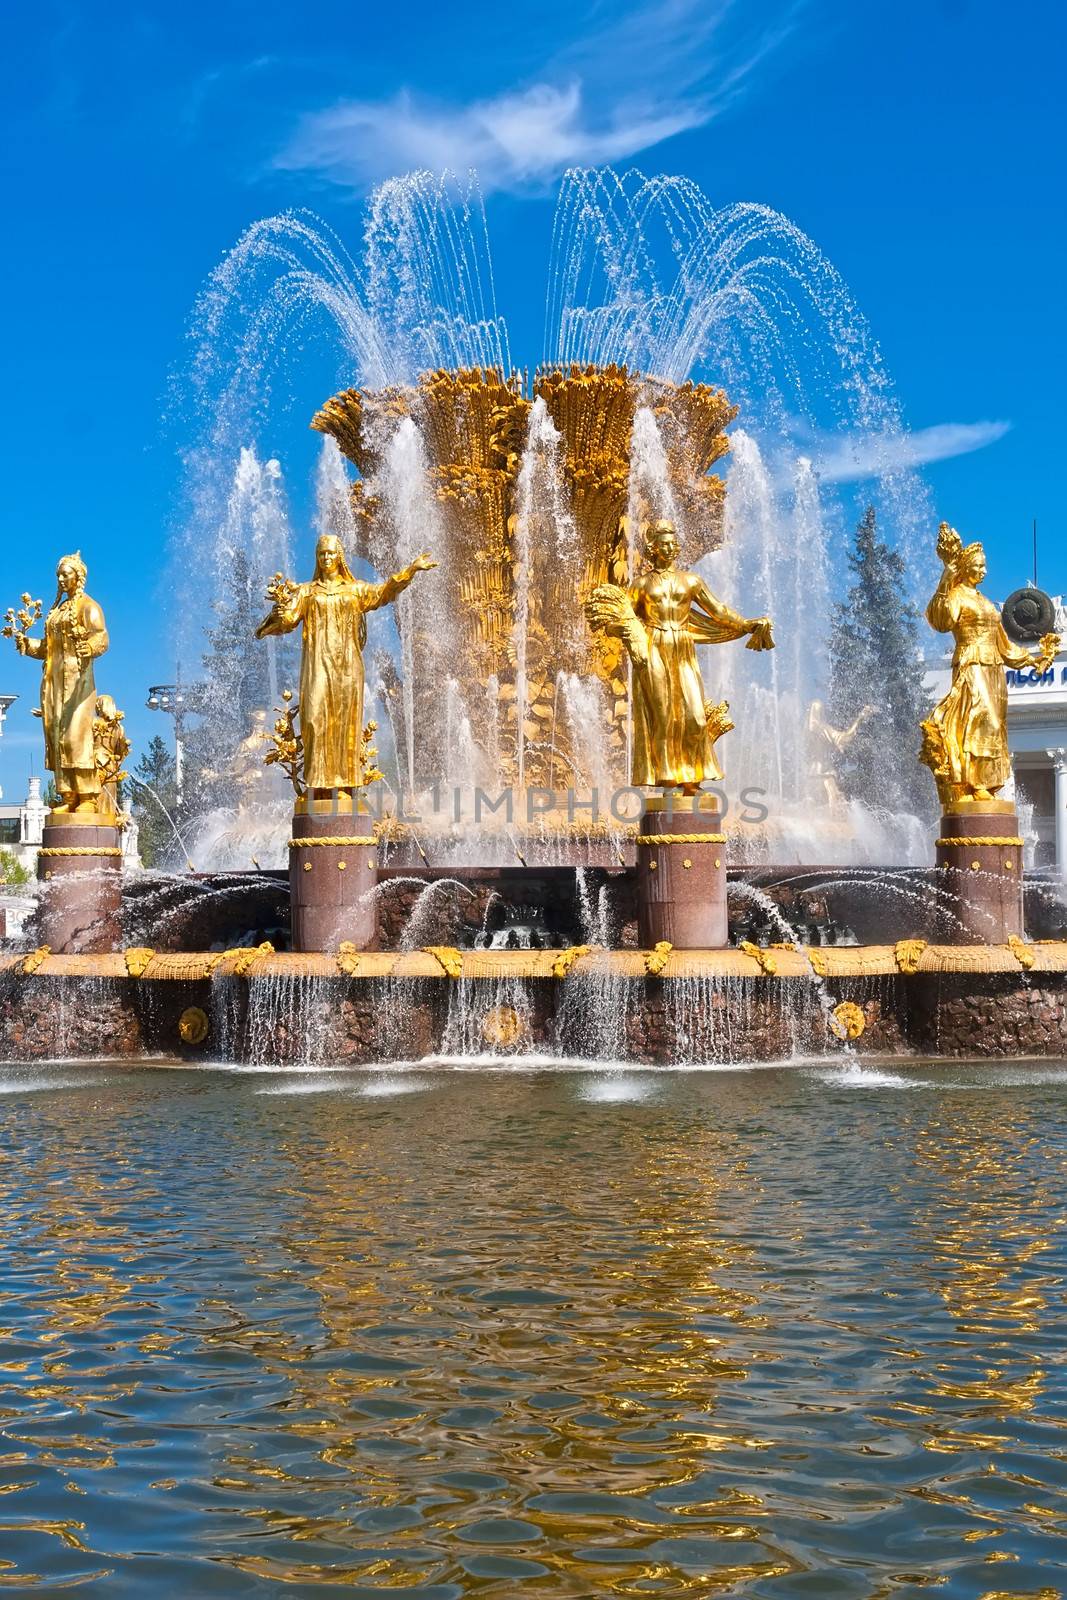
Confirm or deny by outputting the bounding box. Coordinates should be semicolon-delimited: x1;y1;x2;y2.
921;522;1059;807
585;521;774;792
310;364;738;785
254;534;436;799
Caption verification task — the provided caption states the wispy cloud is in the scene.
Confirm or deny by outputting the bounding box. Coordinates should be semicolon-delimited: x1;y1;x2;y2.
276;0;801;196
806;420;1011;483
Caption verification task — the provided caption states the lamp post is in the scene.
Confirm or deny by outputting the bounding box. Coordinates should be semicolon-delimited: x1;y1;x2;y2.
146;683;191;804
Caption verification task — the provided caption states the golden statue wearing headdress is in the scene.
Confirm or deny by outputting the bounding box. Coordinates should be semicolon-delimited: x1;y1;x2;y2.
586;520;774;793
5;553;110;813
255;533;436;797
922;521;1059;805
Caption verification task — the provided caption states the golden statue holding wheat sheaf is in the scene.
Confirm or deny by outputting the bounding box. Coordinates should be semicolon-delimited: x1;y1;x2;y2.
921;520;1059;807
585;519;774;793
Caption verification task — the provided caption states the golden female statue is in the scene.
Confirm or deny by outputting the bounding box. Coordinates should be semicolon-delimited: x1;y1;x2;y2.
922;522;1059;805
255;533;436;798
586;521;774;792
7;553;110;813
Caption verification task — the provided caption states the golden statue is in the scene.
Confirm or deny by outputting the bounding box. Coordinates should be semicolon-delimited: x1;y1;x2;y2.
6;553;110;813
922;521;1059;806
807;700;876;806
254;533;435;799
585;521;774;792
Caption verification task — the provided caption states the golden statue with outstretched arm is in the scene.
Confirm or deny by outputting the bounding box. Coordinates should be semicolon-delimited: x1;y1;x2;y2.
255;533;436;798
4;553;110;813
922;521;1059;806
586;520;774;792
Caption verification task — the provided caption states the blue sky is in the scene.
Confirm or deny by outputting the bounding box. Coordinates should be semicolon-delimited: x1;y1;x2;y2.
0;0;1063;786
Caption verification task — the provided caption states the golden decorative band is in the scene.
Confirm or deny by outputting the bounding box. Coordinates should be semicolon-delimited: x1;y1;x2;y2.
636;832;726;846
287;836;378;848
38;846;122;858
936;835;1024;848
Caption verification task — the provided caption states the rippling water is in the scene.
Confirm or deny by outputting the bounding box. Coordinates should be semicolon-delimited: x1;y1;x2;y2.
1;1059;1066;1596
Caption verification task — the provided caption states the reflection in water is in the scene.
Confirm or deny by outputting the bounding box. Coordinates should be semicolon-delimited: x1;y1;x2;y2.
0;1062;1065;1596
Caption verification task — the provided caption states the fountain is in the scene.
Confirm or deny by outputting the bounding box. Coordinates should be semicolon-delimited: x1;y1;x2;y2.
2;167;1067;1067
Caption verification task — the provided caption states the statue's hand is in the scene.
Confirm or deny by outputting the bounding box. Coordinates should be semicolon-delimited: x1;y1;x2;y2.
412;553;438;572
14;634;27;655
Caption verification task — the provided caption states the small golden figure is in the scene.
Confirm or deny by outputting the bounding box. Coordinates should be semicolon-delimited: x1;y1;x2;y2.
7;553;110;813
254;534;436;800
922;522;1059;806
586;521;773;792
807;701;876;806
92;694;130;820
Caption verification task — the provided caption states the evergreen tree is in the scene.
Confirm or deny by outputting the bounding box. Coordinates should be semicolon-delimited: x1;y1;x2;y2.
182;549;297;814
828;505;931;814
131;735;179;867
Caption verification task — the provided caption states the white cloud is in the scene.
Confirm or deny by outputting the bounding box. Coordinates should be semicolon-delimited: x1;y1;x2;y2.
276;0;800;196
810;420;1011;483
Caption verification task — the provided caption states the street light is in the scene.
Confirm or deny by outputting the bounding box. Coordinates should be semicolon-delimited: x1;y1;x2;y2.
145;683;198;803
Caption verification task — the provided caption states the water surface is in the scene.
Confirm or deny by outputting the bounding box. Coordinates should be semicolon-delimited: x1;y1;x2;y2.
1;1059;1065;1596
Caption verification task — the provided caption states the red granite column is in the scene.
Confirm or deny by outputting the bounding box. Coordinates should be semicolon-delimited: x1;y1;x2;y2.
637;796;728;949
37;816;123;952
934;805;1024;944
289;804;378;952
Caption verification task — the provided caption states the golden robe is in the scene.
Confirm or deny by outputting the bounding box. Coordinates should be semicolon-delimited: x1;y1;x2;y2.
630;571;750;788
926;581;1032;794
261;576;400;790
25;591;108;796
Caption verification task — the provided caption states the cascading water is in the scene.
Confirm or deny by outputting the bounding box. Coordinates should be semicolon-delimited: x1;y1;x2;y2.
166;165;937;875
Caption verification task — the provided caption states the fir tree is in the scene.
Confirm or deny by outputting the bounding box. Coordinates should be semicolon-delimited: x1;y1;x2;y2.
131;734;179;867
182;549;297;814
828;505;931;814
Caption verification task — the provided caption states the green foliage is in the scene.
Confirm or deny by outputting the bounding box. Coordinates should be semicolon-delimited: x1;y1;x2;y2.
131;734;179;867
0;848;30;887
828;505;932;814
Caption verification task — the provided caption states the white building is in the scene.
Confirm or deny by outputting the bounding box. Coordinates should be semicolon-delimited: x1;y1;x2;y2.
925;594;1067;874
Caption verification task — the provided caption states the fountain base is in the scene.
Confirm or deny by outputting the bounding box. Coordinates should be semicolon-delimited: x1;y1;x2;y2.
935;805;1024;944
637;796;727;948
289;809;377;952
36;815;122;953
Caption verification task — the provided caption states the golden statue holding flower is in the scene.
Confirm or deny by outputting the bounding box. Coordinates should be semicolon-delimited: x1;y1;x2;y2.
4;553;110;813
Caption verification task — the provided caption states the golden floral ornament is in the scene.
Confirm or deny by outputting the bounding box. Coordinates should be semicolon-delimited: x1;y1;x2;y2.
894;939;928;975
229;942;274;977
178;1006;210;1046
830;1001;866;1041
739;940;778;976
1007;934;1036;971
21;945;51;975
552;944;595;978
123;947;155;978
336;941;361;977
644;941;673;976
481;1005;528;1048
423;945;463;979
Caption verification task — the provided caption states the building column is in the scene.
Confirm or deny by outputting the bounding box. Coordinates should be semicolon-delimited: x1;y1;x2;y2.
1050;749;1067;879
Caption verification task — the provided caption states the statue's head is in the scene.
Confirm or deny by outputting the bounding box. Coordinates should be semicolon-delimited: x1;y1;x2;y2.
250;708;268;730
56;551;87;597
644;520;679;570
959;542;986;586
314;533;353;582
